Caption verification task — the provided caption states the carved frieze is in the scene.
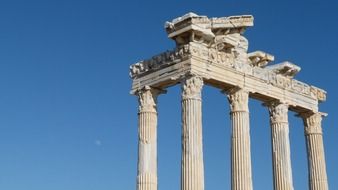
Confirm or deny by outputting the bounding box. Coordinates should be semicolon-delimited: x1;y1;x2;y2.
130;45;191;79
252;67;269;82
131;41;326;102
310;86;327;102
190;43;235;66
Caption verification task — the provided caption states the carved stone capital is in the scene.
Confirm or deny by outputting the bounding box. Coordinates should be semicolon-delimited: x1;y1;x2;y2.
181;75;204;100
137;86;164;113
300;112;325;135
226;88;249;112
266;101;289;124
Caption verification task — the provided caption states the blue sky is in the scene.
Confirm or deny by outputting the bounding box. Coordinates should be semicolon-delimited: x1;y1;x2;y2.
0;0;337;189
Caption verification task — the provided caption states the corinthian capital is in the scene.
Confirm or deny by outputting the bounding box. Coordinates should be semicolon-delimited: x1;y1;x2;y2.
181;75;204;100
301;112;326;135
267;101;289;124
226;88;249;112
137;86;164;112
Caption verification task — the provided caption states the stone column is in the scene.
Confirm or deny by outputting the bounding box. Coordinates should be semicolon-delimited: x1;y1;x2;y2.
226;88;253;190
136;86;162;190
267;102;294;190
301;112;328;190
181;75;205;190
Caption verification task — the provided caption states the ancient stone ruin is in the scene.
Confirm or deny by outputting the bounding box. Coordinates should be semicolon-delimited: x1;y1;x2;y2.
129;13;328;190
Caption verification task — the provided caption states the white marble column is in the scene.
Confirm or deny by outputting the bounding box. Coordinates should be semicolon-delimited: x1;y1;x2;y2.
181;75;205;190
267;102;294;190
226;88;253;190
301;112;328;190
137;86;162;190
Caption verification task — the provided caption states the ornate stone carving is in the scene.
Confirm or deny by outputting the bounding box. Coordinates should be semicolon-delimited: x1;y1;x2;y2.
233;35;249;64
226;88;249;112
301;112;325;135
181;75;204;100
130;45;191;79
131;12;329;190
137;86;163;113
191;43;234;66
267;102;289;124
248;51;274;67
266;61;301;78
214;35;240;50
165;12;253;47
310;86;327;102
131;13;327;103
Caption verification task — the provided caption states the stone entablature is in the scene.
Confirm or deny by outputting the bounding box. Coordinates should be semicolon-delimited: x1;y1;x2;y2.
130;41;326;112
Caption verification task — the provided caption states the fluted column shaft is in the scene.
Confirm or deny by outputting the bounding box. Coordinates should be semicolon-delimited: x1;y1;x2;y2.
302;112;328;190
137;86;161;190
227;88;253;190
268;102;294;190
181;76;204;190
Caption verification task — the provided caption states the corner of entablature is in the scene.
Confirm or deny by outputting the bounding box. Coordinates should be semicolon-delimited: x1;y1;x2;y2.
310;86;327;103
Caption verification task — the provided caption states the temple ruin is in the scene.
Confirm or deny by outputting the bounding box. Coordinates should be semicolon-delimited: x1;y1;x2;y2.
129;13;328;190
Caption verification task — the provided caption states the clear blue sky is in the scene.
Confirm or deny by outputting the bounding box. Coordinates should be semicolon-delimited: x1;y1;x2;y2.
0;0;337;189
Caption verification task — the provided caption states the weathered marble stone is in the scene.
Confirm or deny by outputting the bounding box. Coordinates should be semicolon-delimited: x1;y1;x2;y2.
226;88;253;190
266;102;294;190
130;12;329;190
301;112;328;190
136;86;165;190
181;75;204;190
